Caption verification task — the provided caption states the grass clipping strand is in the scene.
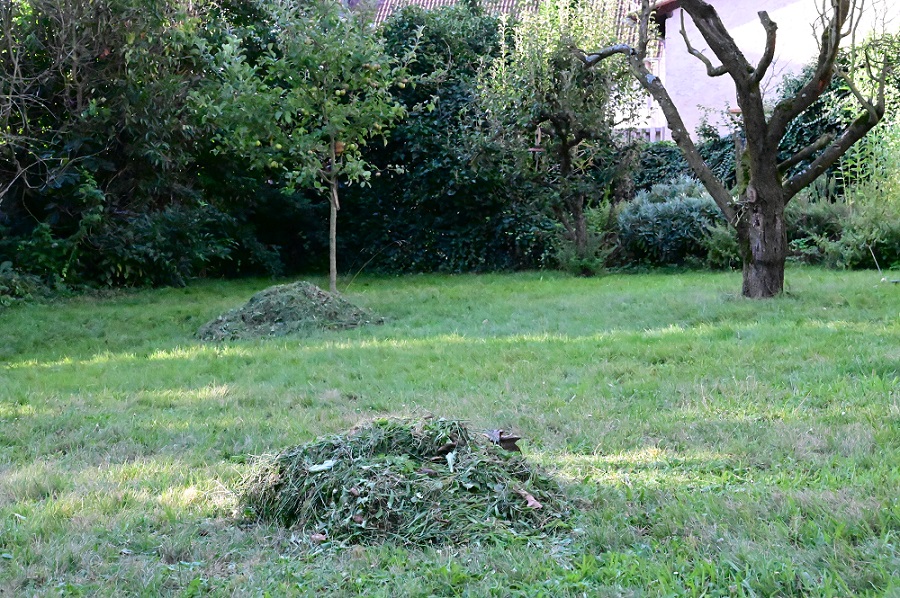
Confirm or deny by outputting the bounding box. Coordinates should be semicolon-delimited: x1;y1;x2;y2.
238;418;571;546
197;281;383;341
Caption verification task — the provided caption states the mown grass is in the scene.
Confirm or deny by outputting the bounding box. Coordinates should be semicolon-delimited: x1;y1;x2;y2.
0;268;898;596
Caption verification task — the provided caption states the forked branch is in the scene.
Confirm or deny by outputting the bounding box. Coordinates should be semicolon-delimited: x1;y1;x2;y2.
574;0;736;223
680;11;728;77
767;0;853;143
678;0;753;79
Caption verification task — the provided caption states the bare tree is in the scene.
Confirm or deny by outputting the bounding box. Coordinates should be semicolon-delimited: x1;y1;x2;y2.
575;0;896;297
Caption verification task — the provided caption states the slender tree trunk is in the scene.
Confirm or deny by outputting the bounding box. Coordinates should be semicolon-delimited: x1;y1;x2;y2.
558;138;592;274
736;181;787;298
572;198;587;256
329;175;338;294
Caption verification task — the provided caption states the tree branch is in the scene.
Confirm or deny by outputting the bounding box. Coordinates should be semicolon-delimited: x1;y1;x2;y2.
834;63;879;122
783;108;884;200
781;1;896;197
635;0;652;59
679;0;771;156
643;74;736;223
679;10;728;77
577;0;737;223
574;44;634;67
750;11;778;84
767;0;849;144
777;132;835;173
679;0;753;79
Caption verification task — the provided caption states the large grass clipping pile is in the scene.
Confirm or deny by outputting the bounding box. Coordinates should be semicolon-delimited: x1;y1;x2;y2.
238;418;571;546
198;281;383;341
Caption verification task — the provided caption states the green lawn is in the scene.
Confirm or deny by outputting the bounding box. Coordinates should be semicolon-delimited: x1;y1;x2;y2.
1;268;898;596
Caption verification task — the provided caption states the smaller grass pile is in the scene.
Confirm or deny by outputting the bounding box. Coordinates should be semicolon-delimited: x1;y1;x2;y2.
197;281;383;341
238;418;571;546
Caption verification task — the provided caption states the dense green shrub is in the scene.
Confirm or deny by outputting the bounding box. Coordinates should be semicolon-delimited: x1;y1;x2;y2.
783;104;900;271
1;1;207;225
800;188;900;271
817;214;900;270
4;203;281;288
633;132;736;193
4;1;891;288
616;177;726;266
0;0;305;288
780;196;900;271
340;5;553;273
552;202;618;276
701;224;741;270
9;223;80;282
697;129;738;190
83;204;282;287
777;35;900;191
0;262;52;306
784;191;849;261
633;143;688;191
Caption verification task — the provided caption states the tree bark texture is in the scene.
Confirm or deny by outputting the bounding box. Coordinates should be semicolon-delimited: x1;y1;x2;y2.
329;175;339;294
736;183;787;298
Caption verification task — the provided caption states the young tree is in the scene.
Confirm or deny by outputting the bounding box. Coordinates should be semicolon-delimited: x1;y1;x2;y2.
195;0;414;292
576;0;897;297
479;0;639;272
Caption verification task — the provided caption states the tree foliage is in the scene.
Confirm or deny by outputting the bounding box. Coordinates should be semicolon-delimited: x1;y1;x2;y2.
477;0;640;274
193;0;414;292
0;0;282;286
340;4;553;274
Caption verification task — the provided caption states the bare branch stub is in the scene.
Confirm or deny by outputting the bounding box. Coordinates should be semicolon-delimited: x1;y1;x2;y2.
574;44;634;67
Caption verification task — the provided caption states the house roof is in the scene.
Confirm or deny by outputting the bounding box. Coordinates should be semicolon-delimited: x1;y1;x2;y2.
374;0;525;23
653;0;680;14
373;0;672;55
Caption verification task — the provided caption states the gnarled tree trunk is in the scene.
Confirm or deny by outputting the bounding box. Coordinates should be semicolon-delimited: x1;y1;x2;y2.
736;183;787;298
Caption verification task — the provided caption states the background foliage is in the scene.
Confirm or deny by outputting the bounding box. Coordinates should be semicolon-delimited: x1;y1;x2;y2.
0;0;284;289
475;0;640;276
1;1;898;301
340;4;554;274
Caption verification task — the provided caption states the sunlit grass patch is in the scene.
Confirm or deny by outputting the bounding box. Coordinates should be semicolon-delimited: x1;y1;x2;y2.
0;268;898;595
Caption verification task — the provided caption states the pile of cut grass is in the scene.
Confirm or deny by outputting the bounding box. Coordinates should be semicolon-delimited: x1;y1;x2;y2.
238;417;571;546
197;281;382;341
